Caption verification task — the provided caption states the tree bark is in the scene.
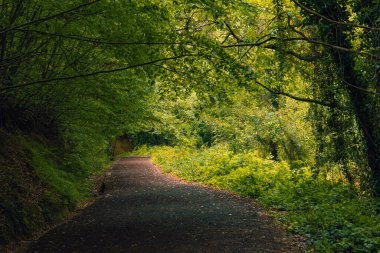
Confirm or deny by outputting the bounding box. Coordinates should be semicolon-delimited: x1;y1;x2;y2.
328;25;380;196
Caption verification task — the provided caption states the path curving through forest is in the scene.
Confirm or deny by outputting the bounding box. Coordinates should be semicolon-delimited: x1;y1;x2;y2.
27;157;301;253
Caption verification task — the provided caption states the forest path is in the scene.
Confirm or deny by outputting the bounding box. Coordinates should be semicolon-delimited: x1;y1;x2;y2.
27;157;300;253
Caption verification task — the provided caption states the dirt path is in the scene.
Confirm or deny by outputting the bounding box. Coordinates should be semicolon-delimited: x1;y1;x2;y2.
27;157;301;253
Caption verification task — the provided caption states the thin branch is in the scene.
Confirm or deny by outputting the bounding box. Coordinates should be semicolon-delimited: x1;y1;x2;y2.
257;16;278;36
0;54;199;93
225;32;317;62
253;79;346;109
263;45;317;62
153;64;190;77
222;36;276;48
255;34;272;43
225;34;380;60
291;0;380;31
176;21;216;32
288;24;380;60
14;29;186;46
224;22;243;42
0;0;101;34
221;33;231;44
343;80;380;97
193;22;217;32
240;45;254;60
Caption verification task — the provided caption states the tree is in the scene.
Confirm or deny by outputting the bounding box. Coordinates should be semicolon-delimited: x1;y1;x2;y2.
289;0;380;195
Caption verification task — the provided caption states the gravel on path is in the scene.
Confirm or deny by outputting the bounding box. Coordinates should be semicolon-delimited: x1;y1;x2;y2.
27;157;301;253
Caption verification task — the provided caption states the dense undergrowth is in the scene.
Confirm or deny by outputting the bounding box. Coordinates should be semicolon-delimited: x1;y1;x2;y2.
0;129;108;250
131;145;380;253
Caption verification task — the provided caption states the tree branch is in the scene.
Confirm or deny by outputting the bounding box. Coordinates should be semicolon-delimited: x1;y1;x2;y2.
222;36;276;48
14;29;186;46
287;23;380;60
253;79;347;109
225;34;380;60
291;0;380;31
0;54;199;93
224;22;243;42
343;80;380;97
263;45;317;62
0;0;101;34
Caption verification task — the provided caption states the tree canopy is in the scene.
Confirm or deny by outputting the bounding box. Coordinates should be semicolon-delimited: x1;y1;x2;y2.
0;0;379;189
1;0;380;251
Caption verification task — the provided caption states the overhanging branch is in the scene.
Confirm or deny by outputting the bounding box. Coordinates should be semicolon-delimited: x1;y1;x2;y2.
291;0;380;31
0;54;199;93
287;24;380;60
225;34;380;60
0;0;101;35
15;29;188;46
253;79;347;109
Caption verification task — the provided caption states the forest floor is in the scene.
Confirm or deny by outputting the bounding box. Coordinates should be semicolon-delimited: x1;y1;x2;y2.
26;157;302;253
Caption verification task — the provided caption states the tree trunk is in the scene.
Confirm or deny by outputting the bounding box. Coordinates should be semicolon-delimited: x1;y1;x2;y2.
300;0;380;196
329;32;380;196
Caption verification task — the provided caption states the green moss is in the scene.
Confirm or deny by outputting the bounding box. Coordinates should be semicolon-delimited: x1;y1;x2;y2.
0;131;107;249
23;139;91;208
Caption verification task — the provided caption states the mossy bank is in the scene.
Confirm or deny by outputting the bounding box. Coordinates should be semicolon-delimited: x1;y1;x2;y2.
0;129;108;252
